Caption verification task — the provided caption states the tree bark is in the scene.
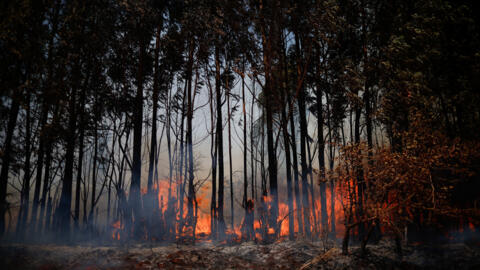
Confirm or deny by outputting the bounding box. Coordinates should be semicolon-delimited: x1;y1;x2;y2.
215;43;226;239
129;39;145;238
288;94;303;236
227;67;234;231
209;74;218;238
295;32;311;238
242;69;249;230
58;91;76;235
186;38;195;237
39;139;52;233
147;28;161;196
0;96;20;235
18;91;32;238
316;85;328;233
74;86;86;230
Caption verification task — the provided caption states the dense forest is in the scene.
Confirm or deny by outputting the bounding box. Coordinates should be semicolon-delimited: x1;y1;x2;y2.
1;0;480;259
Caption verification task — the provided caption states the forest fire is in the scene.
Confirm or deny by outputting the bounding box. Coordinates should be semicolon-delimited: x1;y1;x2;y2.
1;0;480;269
111;220;123;240
109;178;349;244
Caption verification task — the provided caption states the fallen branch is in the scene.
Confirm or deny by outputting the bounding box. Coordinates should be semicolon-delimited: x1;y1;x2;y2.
298;247;340;270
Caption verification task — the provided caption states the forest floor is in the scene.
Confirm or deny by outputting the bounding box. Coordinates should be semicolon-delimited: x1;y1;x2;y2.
1;239;480;269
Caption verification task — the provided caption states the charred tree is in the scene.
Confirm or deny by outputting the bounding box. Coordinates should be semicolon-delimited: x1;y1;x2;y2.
295;32;311;238
215;43;226;239
57;78;77;236
316;84;328;233
226;67;234;232
186;38;195;237
0;95;20;235
18;91;32;238
129;38;146;238
74;80;87;230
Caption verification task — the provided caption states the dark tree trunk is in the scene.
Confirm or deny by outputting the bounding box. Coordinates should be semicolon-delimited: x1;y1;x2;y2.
280;43;295;239
227;69;234;231
208;66;217;238
316;85;328;233
250;80;256;202
307;142;318;235
186;38;195;236
354;92;365;239
74;117;85;230
31;101;48;233
166;86;175;238
342;226;351;254
129;41;145;238
147;28;161;196
32;5;57;234
88;119;98;229
74;90;85;230
265;86;278;233
39;142;52;233
295;32;311;238
215;44;226;239
46;195;53;232
0;96;20;235
57;81;77;237
75;68;89;232
282;106;295;240
242;69;249;229
178;79;187;229
326;93;336;235
18;92;32;238
288;95;303;236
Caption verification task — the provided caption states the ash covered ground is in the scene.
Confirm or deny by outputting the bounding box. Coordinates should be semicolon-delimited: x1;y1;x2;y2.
1;240;480;269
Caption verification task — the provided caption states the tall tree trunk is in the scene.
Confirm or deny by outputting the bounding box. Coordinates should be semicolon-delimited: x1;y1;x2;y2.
129;40;145;238
39;102;59;233
58;90;76;236
260;113;268;239
326;93;336;235
106;161;112;228
354;90;365;239
165;83;175;239
260;15;279;234
288;95;303;236
147;28;161;196
316;85;328;233
207;66;217;238
281;43;295;239
0;96;20;235
88;119;98;229
18;91;32;238
32;5;57;234
250;80;256;202
178;79;187;230
39;140;52;233
186;38;195;237
74;91;85;230
146;28;161;238
31;100;48;234
242;69;249;228
83;154;90;227
227;69;234;231
215;44;226;239
265;83;278;234
307;142;318;235
282;107;295;240
45;195;53;233
295;32;311;238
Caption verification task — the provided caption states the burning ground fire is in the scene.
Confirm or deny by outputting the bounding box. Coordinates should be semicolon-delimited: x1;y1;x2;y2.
109;176;477;244
109;177;347;243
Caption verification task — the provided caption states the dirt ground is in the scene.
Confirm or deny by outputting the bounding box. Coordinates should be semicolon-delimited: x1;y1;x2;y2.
1;239;480;269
